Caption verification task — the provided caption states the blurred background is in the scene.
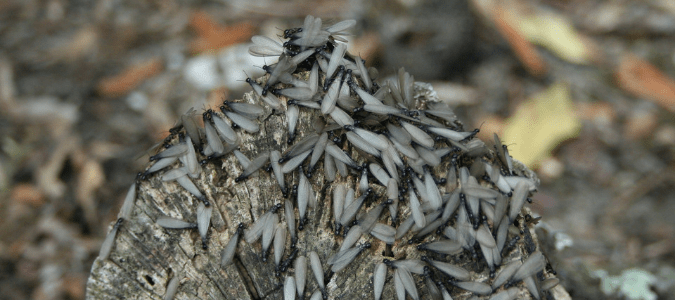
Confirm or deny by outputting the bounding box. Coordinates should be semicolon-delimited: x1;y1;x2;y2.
1;0;675;299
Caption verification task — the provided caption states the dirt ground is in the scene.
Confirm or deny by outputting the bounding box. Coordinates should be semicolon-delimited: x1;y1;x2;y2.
1;0;674;299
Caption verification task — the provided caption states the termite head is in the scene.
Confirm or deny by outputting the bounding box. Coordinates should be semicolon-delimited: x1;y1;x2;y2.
202;109;214;121
382;259;394;267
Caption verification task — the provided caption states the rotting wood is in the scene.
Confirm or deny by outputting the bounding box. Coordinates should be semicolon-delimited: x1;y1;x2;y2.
86;75;571;300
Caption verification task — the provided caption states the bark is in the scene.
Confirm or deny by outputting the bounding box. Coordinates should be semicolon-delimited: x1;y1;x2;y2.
86;80;571;300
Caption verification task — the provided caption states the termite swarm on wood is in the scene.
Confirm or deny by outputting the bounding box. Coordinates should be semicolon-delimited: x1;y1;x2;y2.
87;15;569;300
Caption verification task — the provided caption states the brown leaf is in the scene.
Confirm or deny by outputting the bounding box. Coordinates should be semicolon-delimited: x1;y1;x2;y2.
493;6;547;76
97;58;163;97
189;11;255;54
617;54;675;112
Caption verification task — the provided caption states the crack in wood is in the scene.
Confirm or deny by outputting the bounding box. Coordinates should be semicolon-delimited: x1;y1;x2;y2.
234;254;261;300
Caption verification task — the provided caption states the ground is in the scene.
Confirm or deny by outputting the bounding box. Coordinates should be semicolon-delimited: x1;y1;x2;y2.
0;0;674;299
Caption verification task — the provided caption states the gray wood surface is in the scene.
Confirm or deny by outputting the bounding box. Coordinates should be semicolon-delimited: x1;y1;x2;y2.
86;78;570;300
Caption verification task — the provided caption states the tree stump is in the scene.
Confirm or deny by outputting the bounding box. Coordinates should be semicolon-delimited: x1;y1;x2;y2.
86;87;570;300
86;17;571;299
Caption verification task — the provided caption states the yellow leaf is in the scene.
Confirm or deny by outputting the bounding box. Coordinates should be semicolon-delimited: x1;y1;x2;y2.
517;13;589;64
503;83;581;168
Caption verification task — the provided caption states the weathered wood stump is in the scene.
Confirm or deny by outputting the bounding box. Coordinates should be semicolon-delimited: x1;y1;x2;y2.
87;16;571;299
86;88;570;300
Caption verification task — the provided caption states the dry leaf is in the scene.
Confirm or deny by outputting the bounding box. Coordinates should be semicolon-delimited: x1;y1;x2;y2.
494;6;547;76
517;11;591;65
97;58;163;97
189;12;255;54
503;82;581;168
616;54;675;112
